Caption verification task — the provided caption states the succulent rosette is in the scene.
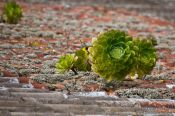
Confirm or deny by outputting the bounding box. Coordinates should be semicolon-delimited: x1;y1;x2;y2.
89;30;135;81
2;1;23;24
131;38;157;78
55;54;76;74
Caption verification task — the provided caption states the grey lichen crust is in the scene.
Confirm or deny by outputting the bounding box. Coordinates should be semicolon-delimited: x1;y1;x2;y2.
115;88;175;99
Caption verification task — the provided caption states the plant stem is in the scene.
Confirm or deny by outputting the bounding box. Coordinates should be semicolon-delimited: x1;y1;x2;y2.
71;68;78;75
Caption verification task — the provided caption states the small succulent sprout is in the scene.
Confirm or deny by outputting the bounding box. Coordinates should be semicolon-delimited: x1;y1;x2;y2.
89;30;135;81
56;47;91;75
2;0;23;24
130;38;157;78
74;47;91;71
55;54;77;74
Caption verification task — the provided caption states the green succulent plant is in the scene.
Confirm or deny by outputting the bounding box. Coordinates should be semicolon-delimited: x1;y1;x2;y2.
89;30;136;81
55;47;91;75
89;30;157;81
130;38;157;78
56;30;157;81
2;0;23;24
74;47;91;71
56;54;77;74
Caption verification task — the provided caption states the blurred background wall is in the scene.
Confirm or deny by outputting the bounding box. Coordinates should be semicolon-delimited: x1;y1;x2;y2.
17;0;175;22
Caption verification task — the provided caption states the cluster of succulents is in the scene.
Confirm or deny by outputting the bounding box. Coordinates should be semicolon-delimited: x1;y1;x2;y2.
89;30;157;81
1;1;22;24
56;30;157;81
56;47;91;75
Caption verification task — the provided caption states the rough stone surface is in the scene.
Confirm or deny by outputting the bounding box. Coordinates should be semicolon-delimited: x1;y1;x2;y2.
0;0;175;115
